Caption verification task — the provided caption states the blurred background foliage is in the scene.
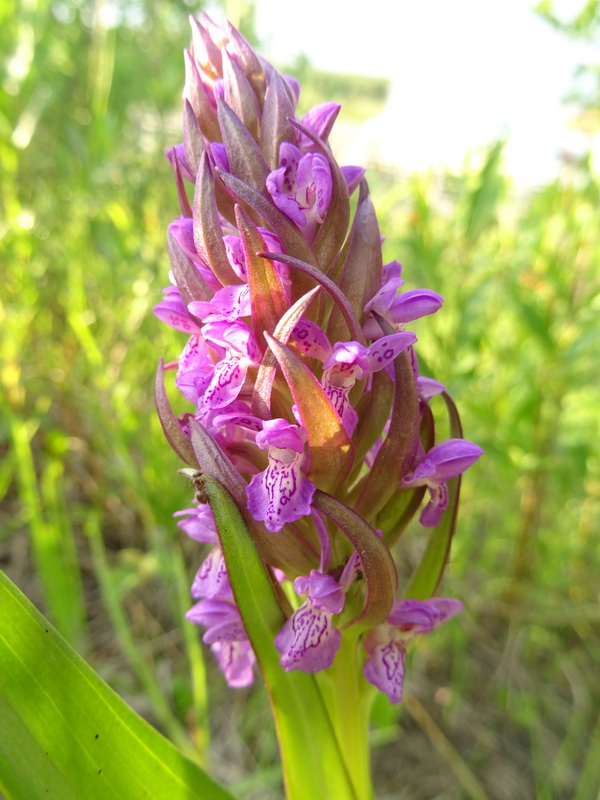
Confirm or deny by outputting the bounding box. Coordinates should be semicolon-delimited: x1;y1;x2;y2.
1;0;600;798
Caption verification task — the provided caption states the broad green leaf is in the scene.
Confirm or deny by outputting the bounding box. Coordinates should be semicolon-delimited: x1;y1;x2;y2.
199;475;358;800
0;570;234;800
265;333;355;489
404;392;464;599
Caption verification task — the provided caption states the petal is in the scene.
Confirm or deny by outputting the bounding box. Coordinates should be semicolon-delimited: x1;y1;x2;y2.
191;546;232;599
388;289;444;323
367;332;417;372
255;418;305;453
275;602;342;672
211;640;255;687
341;165;366;195
387;599;440;632
422;438;484;481
201;356;249;409
417;376;445;400
362;640;407;704
306;570;344;614
246;453;315;532
364;277;404;315
419;482;448;527
299;102;340;144
291;319;333;361
153;288;202;334
174;505;218;543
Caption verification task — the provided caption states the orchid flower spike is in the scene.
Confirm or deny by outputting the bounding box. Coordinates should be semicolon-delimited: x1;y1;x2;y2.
155;15;481;701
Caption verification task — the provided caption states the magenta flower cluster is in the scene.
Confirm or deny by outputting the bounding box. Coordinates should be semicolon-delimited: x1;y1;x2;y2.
154;14;482;704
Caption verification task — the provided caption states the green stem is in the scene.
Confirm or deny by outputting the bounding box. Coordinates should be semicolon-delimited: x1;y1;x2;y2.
316;632;375;800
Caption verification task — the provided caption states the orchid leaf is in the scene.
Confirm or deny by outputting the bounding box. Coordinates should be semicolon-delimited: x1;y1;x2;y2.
224;21;266;103
218;97;267;191
313;491;397;629
327;179;382;345
199;475;358;800
236;206;288;351
182;98;204;178
355;349;420;521
265;334;354;489
404;392;464;599
351;368;394;468
171;148;193;218
193;153;238;286
377;486;427;548
167;227;213;307
221;53;261;142
154;360;198;467
251;286;322;418
259;251;366;344
184;49;222;142
260;71;296;170
0;570;234;800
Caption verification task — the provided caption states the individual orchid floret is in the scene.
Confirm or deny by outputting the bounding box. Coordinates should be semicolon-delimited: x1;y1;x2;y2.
362;597;463;704
266;143;332;242
275;570;344;673
188;283;251;323
186;598;255;688
298;102;341;147
174;503;218;543
153;286;202;334
175;334;214;405
246;419;315;532
365;275;444;325
199;320;261;410
403;439;484;527
321;333;416;435
416;375;445;401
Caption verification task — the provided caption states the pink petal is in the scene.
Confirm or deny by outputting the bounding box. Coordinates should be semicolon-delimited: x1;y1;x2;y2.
362;640;407;704
246;454;315;532
275;602;342;672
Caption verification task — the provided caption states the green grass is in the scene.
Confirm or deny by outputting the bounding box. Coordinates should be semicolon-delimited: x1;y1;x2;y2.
2;2;600;798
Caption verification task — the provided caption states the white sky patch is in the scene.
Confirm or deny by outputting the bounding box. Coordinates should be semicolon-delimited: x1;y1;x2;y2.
251;0;596;185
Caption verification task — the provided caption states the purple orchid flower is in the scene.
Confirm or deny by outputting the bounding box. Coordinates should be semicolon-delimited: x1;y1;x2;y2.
246;419;315;533
186;598;255;688
275;570;344;672
321;333;417;435
363;597;463;704
403;439;484;527
365;273;444;325
266;143;332;242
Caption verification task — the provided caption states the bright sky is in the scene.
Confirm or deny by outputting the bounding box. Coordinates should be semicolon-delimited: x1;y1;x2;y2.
247;0;595;185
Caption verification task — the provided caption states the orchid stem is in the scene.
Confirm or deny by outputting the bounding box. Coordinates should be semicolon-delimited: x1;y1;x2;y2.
317;632;375;800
